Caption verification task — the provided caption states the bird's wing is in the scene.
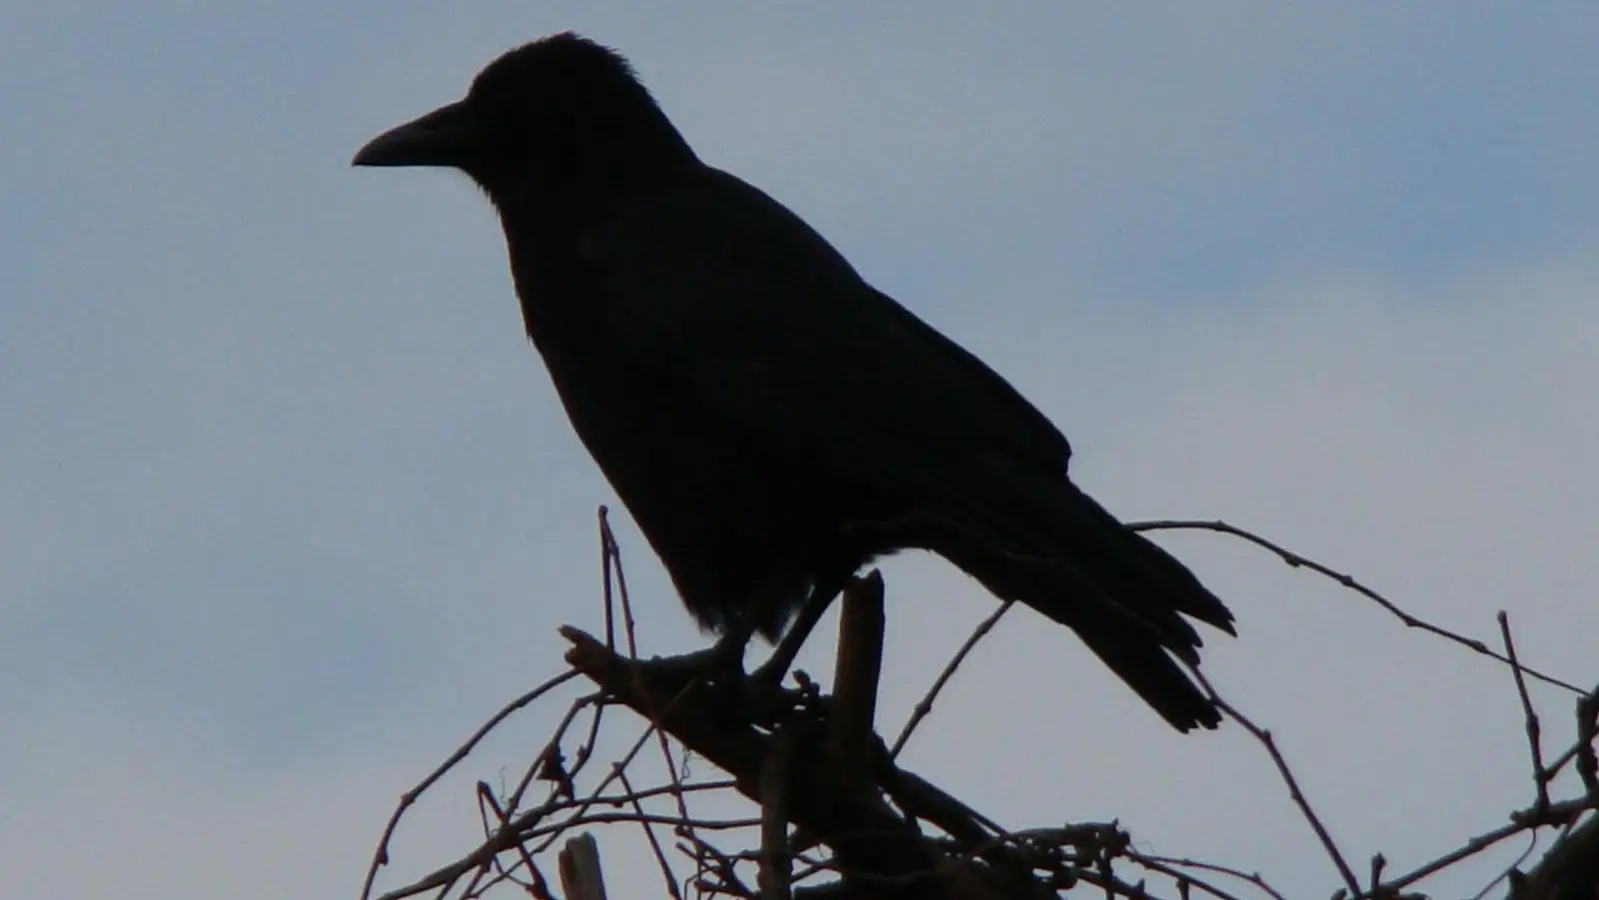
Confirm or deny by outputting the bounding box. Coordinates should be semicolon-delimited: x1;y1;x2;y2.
578;168;1071;488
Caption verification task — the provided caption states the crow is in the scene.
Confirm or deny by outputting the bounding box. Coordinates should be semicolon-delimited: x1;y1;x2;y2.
354;32;1236;730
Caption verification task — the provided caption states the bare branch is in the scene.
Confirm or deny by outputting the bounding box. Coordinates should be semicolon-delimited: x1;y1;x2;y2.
830;572;885;784
1516;811;1599;900
760;727;797;900
616;767;684;900
1129;855;1287;900
1131;519;1586;694
360;669;581;900
1577;687;1599;797
891;599;1016;759
1500;611;1551;814
558;834;609;900
364;513;1598;900
1189;669;1361;898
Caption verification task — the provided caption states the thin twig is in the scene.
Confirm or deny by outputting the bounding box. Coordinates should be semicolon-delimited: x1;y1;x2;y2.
617;768;686;900
681;835;759;900
525;812;764;837
1125;855;1251;900
489;779;735;833
1381;796;1599;893
605;513;700;871
373;680;709;900
360;668;581;900
1467;829;1540;900
1131;855;1287;900
599;505;617;652
1190;669;1361;898
1131;519;1585;694
1499;611;1550;814
477;783;546;895
1543;742;1584;782
598;506;640;659
530;675;704;855
890;599;1016;758
505;692;606;814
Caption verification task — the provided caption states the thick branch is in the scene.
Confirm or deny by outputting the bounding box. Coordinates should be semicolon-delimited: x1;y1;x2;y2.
563;626;1023;900
831;572;886;786
1516;812;1599;900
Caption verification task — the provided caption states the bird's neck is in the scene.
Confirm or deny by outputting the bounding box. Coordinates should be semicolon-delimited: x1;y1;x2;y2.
494;201;613;353
479;106;701;232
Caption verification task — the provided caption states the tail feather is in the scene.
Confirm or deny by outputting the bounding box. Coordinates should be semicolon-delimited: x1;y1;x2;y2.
1058;480;1236;634
919;473;1234;731
1073;608;1223;731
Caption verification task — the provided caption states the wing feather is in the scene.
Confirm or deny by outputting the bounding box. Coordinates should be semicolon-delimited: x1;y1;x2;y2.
579;168;1071;491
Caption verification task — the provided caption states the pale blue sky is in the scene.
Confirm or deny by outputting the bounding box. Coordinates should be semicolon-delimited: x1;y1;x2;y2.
4;4;1598;898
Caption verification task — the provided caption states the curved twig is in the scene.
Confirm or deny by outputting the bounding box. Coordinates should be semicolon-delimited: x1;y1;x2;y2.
890;600;1016;758
1130;519;1586;694
360;668;581;900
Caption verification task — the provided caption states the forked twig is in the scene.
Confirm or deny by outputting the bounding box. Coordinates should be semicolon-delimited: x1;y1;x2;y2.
1499;611;1550;815
360;669;581;900
364;509;1597;900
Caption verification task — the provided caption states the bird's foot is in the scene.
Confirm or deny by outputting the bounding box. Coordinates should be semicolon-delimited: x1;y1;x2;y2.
743;660;823;727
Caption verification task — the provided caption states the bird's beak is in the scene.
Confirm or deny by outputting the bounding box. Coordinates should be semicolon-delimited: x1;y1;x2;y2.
352;99;478;168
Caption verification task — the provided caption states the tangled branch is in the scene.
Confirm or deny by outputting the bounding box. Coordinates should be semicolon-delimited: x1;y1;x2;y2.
359;513;1597;900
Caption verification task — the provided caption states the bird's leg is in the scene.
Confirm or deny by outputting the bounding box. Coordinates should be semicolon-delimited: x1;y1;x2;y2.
707;621;754;674
749;573;852;687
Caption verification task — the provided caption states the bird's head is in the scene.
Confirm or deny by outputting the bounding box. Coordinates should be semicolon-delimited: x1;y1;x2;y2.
353;32;697;211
